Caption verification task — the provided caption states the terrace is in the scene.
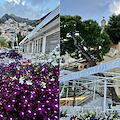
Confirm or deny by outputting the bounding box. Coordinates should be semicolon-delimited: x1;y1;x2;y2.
60;58;120;119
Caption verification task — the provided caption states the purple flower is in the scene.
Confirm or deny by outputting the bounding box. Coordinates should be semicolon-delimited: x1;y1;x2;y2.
37;107;45;115
0;112;4;119
19;111;25;118
4;104;14;111
0;53;59;119
11;98;17;103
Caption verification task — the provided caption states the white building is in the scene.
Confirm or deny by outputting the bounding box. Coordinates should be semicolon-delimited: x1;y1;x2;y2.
19;6;60;54
19;22;27;27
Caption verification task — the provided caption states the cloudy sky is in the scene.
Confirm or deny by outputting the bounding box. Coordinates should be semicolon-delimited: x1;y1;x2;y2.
0;0;59;20
61;0;120;25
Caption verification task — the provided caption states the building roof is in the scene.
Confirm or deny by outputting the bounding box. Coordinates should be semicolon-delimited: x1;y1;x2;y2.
60;58;120;83
19;5;60;45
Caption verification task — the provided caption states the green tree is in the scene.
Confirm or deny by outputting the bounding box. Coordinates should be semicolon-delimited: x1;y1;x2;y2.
61;15;119;102
27;28;33;32
61;15;111;64
14;32;25;46
0;37;9;47
17;32;25;43
7;41;12;48
106;14;120;44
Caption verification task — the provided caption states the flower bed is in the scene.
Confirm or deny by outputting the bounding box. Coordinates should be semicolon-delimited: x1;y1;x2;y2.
68;110;120;120
0;47;59;120
60;107;120;120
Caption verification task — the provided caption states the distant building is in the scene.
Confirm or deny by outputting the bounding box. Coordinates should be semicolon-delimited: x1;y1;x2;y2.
19;22;27;27
19;6;60;54
0;18;34;44
101;17;106;28
101;17;106;34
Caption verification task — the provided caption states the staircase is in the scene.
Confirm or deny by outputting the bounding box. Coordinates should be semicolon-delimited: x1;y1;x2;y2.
76;94;93;106
60;92;93;106
84;97;112;108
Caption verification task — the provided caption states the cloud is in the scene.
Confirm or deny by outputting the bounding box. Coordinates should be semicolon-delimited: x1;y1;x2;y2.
61;0;110;20
0;0;59;20
6;0;20;4
60;0;112;25
21;1;25;6
109;0;120;15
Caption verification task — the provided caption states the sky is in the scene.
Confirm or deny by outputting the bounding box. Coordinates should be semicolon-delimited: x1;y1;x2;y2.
0;0;59;20
60;0;120;25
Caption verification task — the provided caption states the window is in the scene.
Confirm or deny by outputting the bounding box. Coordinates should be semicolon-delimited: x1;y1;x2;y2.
45;31;59;54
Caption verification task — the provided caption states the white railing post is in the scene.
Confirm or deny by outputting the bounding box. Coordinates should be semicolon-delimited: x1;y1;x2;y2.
93;80;96;101
69;99;70;106
76;98;78;106
66;88;68;106
60;84;65;97
104;79;107;114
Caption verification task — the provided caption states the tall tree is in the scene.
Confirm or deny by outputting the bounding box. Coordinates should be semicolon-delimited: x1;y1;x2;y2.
106;14;120;44
61;15;119;102
17;32;25;44
14;32;25;46
61;15;111;63
0;37;9;48
7;41;12;48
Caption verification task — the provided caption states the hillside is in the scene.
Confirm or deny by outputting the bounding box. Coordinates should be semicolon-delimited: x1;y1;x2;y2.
0;12;51;26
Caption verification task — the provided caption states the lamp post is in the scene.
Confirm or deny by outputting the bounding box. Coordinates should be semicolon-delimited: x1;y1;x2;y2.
10;28;19;51
10;30;15;49
15;28;19;51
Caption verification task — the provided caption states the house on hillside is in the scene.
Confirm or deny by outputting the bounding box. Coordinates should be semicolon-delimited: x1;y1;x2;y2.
19;6;60;54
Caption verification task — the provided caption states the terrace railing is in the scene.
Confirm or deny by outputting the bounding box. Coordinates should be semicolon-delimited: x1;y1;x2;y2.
76;94;93;106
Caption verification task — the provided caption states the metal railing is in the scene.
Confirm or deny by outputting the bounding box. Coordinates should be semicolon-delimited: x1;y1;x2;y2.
76;94;93;106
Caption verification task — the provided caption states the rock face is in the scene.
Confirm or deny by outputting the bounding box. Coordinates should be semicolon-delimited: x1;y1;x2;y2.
0;14;40;26
0;12;51;26
0;14;37;25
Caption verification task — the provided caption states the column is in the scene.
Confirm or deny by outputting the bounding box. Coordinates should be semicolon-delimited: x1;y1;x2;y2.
35;40;37;53
27;43;29;53
39;39;41;53
26;45;27;53
34;40;35;53
38;39;40;53
28;42;30;53
32;41;34;53
42;36;46;53
39;40;40;53
37;40;39;53
29;42;31;53
34;40;36;53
